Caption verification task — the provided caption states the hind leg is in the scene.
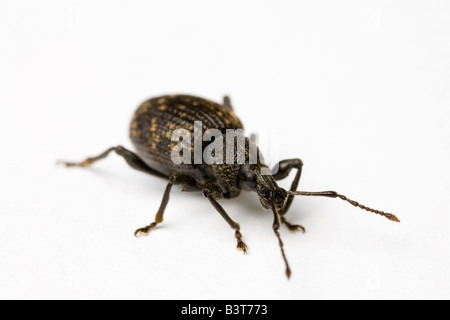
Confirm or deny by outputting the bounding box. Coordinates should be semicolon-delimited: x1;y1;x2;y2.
223;96;233;110
59;145;166;178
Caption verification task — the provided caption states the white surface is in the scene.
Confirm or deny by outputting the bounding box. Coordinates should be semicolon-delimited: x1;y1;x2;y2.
1;0;449;300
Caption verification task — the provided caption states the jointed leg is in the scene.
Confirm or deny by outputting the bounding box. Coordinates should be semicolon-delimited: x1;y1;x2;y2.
223;96;233;110
59;145;166;178
273;158;303;215
202;184;248;253
280;216;305;233
135;174;197;236
273;158;305;232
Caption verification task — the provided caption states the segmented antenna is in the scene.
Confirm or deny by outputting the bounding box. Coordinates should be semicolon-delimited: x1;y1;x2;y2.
286;191;400;223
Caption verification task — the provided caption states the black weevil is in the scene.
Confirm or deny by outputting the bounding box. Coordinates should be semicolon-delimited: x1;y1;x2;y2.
61;94;399;278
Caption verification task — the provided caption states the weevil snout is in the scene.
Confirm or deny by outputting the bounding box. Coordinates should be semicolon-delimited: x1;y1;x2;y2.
273;188;288;212
237;163;288;211
255;174;287;212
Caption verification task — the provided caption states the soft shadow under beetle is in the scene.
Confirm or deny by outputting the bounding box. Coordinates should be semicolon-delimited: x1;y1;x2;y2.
60;94;399;279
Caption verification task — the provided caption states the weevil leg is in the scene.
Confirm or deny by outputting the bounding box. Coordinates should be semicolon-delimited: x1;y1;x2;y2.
134;174;197;237
280;216;306;233
59;145;166;178
272;158;303;215
272;159;306;233
202;183;248;253
223;95;233;110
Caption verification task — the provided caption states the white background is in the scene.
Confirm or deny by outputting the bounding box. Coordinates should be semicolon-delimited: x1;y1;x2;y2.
1;0;449;300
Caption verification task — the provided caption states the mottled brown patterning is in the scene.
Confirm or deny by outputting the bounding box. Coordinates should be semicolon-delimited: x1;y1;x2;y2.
130;94;244;191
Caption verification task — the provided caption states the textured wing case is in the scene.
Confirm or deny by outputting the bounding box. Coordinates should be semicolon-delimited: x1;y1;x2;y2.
130;95;244;185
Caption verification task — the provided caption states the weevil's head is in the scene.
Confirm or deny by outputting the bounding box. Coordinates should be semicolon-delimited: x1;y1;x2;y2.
238;163;288;212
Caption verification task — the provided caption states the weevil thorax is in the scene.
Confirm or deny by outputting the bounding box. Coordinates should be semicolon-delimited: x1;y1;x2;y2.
209;136;253;199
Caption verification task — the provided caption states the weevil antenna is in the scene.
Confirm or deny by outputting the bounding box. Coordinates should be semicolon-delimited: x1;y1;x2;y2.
271;203;292;279
286;191;400;223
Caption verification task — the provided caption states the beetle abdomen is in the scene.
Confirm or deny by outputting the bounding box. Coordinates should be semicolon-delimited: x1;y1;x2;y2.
130;95;244;181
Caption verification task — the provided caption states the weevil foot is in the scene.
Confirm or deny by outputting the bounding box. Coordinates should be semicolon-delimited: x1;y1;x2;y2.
280;216;306;233
237;240;249;254
57;159;92;168
287;224;306;233
134;222;158;237
235;230;248;254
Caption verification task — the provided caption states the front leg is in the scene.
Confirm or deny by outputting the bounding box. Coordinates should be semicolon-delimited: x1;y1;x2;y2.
280;216;306;233
202;183;248;253
272;158;303;215
273;159;305;233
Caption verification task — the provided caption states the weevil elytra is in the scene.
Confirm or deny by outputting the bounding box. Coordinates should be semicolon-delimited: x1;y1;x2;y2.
60;94;399;279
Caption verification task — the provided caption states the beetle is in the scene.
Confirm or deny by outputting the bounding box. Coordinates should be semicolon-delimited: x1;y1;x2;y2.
61;94;399;278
